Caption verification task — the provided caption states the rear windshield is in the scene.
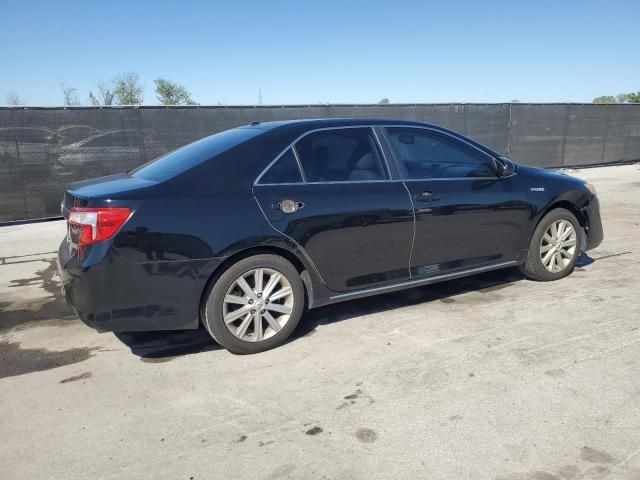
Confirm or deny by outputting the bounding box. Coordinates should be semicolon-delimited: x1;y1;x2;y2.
130;127;263;181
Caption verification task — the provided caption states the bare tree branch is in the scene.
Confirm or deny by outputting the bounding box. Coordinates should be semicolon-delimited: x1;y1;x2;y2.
61;83;81;106
5;91;23;106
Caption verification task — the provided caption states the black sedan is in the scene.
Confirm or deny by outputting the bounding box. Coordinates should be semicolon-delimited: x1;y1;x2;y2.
58;118;603;354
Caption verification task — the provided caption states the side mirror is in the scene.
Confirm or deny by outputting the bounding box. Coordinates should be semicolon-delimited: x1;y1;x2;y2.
496;157;516;177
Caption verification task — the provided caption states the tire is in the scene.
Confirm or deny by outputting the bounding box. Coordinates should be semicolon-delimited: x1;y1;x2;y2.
519;208;582;281
203;254;305;354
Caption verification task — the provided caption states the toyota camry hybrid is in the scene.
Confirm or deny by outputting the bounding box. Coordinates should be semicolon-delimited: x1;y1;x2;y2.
58;118;603;354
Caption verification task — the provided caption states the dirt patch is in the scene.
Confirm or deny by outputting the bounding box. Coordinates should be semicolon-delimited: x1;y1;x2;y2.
355;427;377;443
0;340;98;379
580;446;615;464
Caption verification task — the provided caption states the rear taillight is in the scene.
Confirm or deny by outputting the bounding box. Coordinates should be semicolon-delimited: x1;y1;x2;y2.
68;207;131;246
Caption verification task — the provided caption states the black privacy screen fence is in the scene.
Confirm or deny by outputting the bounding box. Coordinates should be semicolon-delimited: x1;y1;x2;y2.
1;103;638;222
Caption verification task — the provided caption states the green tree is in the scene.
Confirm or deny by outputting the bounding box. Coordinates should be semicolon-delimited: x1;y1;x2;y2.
627;92;640;103
154;78;196;105
5;91;23;106
378;97;390;104
615;93;629;104
592;95;616;104
114;71;144;105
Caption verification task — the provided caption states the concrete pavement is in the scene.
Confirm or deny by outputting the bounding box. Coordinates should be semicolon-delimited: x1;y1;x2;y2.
1;164;639;480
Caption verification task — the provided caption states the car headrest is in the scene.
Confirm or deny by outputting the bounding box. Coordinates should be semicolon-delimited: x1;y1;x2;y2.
354;153;376;170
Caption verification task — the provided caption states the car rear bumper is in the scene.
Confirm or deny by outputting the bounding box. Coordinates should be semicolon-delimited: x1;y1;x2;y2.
584;196;603;251
57;240;219;332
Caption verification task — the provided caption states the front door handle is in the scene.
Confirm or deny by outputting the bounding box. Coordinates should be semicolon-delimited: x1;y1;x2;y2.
415;191;440;202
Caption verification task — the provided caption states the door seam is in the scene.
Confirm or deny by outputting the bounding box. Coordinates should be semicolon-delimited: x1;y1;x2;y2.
401;180;417;280
251;193;328;287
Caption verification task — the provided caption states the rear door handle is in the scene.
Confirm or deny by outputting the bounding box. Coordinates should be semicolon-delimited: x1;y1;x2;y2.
415;191;440;202
272;199;305;213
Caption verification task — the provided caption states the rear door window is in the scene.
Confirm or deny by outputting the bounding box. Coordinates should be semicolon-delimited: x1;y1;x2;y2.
294;128;388;182
258;148;303;184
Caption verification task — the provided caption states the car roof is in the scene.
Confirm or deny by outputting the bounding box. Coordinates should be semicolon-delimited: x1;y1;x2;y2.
243;118;441;131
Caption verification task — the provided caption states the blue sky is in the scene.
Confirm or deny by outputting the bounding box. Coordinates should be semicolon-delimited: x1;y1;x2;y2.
1;0;638;105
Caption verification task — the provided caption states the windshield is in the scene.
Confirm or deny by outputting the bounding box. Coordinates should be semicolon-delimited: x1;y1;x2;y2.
130;127;263;181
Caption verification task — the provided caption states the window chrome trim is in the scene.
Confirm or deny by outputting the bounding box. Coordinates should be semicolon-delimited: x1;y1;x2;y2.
254;125;393;186
254;147;305;186
401;177;500;182
291;145;307;183
255;176;503;186
255;179;402;187
381;124;501;180
371;126;394;180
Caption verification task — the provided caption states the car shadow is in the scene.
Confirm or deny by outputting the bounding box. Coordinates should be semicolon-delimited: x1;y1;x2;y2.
114;254;596;359
290;267;526;341
291;253;596;340
114;328;222;362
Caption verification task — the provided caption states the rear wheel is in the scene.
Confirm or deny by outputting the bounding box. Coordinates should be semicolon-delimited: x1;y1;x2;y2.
520;208;582;281
203;254;304;354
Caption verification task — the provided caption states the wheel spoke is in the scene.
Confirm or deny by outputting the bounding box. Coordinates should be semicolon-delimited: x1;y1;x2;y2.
562;239;576;247
540;244;554;253
549;222;557;238
266;303;292;315
556;221;565;241
263;311;282;332
542;249;555;266
236;312;253;337
236;276;257;299
559;248;573;258
543;233;554;243
224;304;252;324
224;294;249;305
562;225;574;240
254;311;263;341
262;272;282;299
254;268;264;293
269;286;292;302
554;252;563;271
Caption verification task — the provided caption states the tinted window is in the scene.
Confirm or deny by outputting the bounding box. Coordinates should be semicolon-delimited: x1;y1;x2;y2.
386;127;496;179
295;128;387;182
259;148;303;184
130;127;263;181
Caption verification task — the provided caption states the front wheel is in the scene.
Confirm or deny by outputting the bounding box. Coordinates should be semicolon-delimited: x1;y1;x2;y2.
520;208;582;281
203;254;305;354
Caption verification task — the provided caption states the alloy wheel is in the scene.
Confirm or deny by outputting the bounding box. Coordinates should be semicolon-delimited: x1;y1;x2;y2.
222;268;295;342
540;219;577;273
